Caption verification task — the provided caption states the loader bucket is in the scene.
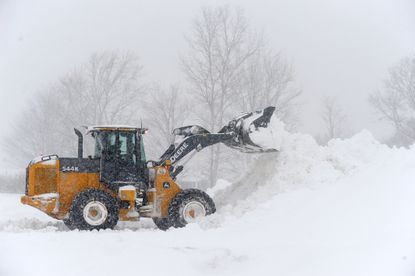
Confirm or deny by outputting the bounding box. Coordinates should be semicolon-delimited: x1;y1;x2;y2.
219;106;278;153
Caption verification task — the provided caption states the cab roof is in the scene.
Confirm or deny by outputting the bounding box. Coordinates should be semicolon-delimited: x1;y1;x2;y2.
86;125;148;134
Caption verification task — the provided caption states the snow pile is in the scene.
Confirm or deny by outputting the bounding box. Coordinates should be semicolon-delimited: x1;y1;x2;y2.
214;117;402;215
249;114;286;151
0;218;65;232
1;115;415;276
206;179;233;198
214;118;332;211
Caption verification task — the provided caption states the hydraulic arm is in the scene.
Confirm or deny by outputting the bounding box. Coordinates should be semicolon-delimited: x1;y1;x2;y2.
158;106;277;177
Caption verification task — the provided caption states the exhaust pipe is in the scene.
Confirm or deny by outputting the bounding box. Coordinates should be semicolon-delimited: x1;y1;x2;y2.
74;128;83;159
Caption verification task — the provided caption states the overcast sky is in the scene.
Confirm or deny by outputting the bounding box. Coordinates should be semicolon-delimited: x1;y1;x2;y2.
0;0;414;169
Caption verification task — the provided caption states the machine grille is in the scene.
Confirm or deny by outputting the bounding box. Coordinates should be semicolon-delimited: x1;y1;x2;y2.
33;167;57;195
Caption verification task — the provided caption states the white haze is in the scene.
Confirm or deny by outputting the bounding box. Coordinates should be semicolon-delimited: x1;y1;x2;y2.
0;0;414;170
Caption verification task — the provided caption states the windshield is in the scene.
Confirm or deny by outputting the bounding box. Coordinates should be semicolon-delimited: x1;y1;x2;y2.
119;131;137;165
76;130;148;185
93;131;116;159
88;131;146;163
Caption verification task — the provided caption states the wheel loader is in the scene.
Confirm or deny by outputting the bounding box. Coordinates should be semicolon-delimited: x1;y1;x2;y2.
21;106;277;230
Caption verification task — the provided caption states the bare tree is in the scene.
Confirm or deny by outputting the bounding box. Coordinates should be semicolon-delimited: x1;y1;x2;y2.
4;51;144;166
86;52;143;124
320;95;348;144
235;48;301;124
181;6;261;186
142;84;190;158
370;55;415;145
3;91;63;163
181;6;301;186
0;173;25;193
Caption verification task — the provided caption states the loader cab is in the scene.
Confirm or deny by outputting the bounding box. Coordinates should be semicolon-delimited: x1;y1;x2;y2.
87;126;147;186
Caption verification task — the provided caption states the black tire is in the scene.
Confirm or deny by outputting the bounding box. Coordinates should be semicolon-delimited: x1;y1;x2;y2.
168;189;216;228
152;217;172;231
63;217;76;230
68;189;119;231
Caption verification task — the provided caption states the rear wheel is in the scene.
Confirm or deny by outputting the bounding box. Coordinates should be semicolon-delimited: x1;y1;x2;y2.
68;189;119;230
168;189;216;228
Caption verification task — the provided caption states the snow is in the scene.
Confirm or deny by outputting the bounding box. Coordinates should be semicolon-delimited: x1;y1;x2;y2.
118;185;136;191
31;193;59;200
249;114;286;151
1;115;415;276
206;179;232;198
30;155;58;165
87;125;142;133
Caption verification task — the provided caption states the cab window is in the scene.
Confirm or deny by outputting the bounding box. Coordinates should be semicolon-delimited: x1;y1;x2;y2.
119;132;137;165
94;132;117;159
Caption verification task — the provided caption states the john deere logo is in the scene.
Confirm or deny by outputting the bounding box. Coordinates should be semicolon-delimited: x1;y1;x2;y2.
171;142;189;162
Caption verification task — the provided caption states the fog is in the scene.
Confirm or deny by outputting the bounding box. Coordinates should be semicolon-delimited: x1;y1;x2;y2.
0;0;414;171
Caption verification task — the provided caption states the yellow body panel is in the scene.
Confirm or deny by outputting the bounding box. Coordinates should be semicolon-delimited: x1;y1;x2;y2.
118;187;139;221
21;195;58;217
22;160;182;221
146;166;182;218
119;189;136;201
27;161;57;196
23;159;115;220
57;171;114;219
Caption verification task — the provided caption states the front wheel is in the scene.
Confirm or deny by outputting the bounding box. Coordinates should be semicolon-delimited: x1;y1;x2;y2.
152;217;172;231
168;189;216;228
63;217;76;230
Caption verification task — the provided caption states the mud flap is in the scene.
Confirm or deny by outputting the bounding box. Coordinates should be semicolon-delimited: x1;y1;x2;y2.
219;106;278;153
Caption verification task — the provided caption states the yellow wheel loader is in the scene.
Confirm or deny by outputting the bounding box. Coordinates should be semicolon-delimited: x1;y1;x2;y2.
21;107;276;230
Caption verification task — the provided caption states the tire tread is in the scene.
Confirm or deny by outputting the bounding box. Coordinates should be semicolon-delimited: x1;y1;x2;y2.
68;189;119;231
168;189;216;228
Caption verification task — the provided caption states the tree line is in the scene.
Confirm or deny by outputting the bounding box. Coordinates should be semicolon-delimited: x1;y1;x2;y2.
4;6;300;189
2;5;414;192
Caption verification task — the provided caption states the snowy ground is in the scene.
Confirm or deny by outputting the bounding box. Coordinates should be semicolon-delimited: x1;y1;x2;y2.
1;122;415;276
